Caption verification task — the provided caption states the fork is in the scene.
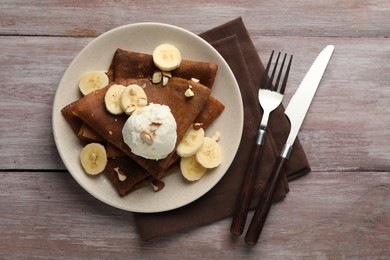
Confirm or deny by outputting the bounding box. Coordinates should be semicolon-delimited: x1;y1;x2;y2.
230;51;293;236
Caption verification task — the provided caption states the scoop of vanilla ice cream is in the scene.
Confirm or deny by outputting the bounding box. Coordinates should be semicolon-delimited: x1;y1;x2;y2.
122;103;177;160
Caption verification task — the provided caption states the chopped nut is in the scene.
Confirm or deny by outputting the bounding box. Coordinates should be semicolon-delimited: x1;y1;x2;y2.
108;130;113;135
193;122;204;130
140;131;153;145
162;71;172;78
149;121;162;132
150;121;162;126
184;88;194;97
152;71;162;84
162;76;169;86
191;77;200;83
114;167;127;181
151;180;165;192
118;173;127;181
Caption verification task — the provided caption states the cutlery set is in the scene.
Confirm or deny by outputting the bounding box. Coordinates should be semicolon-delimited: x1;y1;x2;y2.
231;45;335;245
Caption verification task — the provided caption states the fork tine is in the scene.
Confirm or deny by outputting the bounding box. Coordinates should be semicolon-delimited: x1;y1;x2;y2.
267;52;281;90
279;55;293;94
263;52;293;94
264;50;274;75
260;50;274;90
274;53;287;93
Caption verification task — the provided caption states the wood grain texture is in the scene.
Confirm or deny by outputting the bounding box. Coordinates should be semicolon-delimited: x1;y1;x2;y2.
0;0;389;37
0;0;389;258
0;36;91;170
0;171;388;259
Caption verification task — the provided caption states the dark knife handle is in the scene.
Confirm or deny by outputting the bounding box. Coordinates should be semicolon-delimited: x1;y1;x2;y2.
244;155;288;245
231;131;266;236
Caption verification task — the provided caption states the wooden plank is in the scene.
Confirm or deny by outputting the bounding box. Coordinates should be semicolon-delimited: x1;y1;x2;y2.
0;36;91;170
0;0;389;38
0;171;388;258
1;36;389;172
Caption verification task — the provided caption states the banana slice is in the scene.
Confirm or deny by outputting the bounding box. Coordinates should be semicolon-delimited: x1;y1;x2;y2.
152;44;182;71
180;155;207;181
176;125;205;157
79;71;109;95
104;84;126;115
196;137;222;169
80;143;107;175
120;84;148;115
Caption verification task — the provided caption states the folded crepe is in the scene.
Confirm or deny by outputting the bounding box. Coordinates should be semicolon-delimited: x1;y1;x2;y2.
107;48;218;88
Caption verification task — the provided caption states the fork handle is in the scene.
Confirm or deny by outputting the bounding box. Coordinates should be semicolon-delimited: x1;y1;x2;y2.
244;155;288;245
230;129;266;236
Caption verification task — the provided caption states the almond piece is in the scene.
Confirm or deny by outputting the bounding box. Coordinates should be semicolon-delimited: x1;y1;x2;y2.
162;76;169;86
193;122;204;130
191;77;200;83
162;71;172;78
114;167;127;181
140;131;153;145
149;121;162;131
184;88;194;97
152;71;162;84
151;180;165;192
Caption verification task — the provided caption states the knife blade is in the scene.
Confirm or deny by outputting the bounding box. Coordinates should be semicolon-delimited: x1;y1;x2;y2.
245;45;335;245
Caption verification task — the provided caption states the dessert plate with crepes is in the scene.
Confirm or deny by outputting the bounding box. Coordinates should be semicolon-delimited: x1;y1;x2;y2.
52;23;243;213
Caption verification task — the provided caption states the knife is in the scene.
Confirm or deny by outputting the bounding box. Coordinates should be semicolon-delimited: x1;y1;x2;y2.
244;45;335;245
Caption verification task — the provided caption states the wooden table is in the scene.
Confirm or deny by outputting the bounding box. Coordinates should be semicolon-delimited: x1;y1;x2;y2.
1;1;389;259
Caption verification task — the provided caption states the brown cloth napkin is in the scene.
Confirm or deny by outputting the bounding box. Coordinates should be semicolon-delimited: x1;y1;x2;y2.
133;17;311;240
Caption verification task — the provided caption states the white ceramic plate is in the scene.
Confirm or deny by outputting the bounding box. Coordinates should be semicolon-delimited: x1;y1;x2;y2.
52;23;243;213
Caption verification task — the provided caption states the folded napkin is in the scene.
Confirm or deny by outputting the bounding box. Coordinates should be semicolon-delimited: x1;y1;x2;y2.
133;17;311;240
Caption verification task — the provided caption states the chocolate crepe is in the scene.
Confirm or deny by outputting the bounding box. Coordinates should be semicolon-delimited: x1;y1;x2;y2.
107;48;218;88
133;17;311;240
